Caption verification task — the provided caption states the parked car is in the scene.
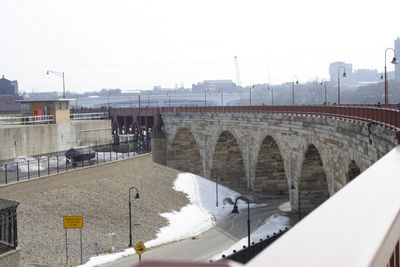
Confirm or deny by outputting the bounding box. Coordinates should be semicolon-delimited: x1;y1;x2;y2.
65;147;96;167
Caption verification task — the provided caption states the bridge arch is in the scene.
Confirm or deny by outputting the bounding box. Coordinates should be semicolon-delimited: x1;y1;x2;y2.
167;127;203;175
254;135;288;195
346;160;361;183
298;144;330;215
210;130;246;187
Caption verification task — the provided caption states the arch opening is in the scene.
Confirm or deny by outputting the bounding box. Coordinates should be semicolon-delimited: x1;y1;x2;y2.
255;136;288;195
298;144;329;215
346;160;361;183
168;128;203;175
210;131;245;187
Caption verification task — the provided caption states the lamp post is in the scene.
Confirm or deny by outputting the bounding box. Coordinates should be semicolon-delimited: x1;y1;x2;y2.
204;88;209;107
384;48;398;105
216;177;219;207
138;94;141;140
46;70;66;98
291;182;301;221
337;66;346;105
269;85;274;105
320;80;327;104
167;92;171;108
250;85;253;106
147;91;151;108
128;187;140;247
231;195;251;248
292;77;299;106
107;90;111;119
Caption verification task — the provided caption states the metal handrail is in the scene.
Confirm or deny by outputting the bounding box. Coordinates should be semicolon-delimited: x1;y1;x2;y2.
70;112;108;120
0;115;54;126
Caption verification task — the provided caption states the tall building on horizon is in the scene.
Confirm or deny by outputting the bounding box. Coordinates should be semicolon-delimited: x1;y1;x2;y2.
0;75;18;95
395;37;400;81
329;61;353;84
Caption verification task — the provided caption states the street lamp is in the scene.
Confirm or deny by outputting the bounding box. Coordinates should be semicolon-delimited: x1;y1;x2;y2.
231;195;251;248
46;70;66;98
291;182;301;221
166;92;171;108
250;85;254;106
128;187;140;247
204;88;209;107
219;89;224;107
384;48;398;105
292;77;299;106
337;66;347;105
321;81;327;105
147;91;151;108
269;85;274;106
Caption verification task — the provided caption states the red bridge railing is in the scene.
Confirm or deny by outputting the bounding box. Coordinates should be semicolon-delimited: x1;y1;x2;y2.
160;105;400;131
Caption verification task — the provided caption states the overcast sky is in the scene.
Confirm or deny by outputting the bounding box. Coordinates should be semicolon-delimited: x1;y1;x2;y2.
1;0;399;93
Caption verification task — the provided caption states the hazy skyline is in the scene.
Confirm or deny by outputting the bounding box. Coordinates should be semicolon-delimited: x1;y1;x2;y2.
1;0;399;93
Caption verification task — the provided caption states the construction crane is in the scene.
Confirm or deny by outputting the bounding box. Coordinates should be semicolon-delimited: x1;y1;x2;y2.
234;56;243;104
234;56;242;86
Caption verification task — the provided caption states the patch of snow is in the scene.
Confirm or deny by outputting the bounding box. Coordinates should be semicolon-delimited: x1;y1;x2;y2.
78;173;248;267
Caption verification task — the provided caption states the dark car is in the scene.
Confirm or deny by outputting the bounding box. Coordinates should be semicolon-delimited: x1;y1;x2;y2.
65;147;96;167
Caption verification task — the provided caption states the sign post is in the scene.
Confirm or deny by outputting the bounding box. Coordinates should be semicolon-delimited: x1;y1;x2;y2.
133;241;148;263
63;215;84;265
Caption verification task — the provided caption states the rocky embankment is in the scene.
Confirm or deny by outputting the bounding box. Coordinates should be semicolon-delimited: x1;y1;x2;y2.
0;154;188;267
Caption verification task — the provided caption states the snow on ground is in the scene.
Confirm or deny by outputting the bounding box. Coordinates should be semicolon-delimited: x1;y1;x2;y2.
78;173;248;267
210;213;290;261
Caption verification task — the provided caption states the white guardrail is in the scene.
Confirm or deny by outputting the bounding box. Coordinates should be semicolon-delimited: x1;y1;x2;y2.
0;115;54;125
70;112;108;120
245;146;400;267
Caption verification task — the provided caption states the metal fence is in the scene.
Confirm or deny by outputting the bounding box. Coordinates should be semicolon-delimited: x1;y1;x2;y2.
0;140;150;185
217;228;288;264
70;112;108;120
0;212;17;254
0;115;54;126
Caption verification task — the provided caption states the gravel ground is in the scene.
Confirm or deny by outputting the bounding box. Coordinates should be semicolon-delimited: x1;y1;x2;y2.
0;154;189;267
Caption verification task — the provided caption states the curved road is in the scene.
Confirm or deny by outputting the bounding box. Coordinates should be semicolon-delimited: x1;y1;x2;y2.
103;198;290;267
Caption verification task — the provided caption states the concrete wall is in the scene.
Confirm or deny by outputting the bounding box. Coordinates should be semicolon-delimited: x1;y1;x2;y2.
159;112;397;213
0;120;111;161
0;249;20;267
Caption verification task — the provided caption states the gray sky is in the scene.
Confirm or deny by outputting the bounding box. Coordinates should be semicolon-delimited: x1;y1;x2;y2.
1;0;399;93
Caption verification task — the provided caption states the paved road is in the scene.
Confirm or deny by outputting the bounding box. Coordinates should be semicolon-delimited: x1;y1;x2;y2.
103;198;289;267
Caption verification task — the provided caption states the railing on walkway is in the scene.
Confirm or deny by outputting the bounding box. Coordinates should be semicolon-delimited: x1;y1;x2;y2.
0;140;150;185
216;228;288;264
70;112;108;120
0;115;54;126
160;105;400;131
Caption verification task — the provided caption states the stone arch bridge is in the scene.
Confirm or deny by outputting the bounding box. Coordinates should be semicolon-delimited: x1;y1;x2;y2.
152;106;399;215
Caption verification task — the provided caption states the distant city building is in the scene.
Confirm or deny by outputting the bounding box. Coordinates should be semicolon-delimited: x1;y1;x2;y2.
351;69;380;84
395;37;400;81
192;80;237;93
0;75;18;95
329;62;353;84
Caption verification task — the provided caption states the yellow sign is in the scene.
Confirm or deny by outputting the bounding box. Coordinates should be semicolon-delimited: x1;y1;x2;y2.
133;241;148;255
63;216;84;229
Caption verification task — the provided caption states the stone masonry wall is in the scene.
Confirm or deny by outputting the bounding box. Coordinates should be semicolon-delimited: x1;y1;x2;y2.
161;112;397;211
